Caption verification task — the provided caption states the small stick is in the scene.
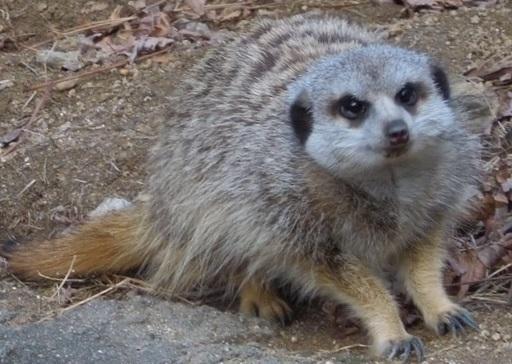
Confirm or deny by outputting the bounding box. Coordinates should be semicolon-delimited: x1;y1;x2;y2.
16;179;36;197
27;16;138;49
37;271;86;283
50;255;77;298
29;46;173;91
446;275;512;287
0;86;52;157
318;343;369;354
22;91;38;109
60;278;130;313
426;344;458;358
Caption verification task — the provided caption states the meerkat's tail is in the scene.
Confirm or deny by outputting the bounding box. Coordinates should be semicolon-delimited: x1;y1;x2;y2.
1;207;147;280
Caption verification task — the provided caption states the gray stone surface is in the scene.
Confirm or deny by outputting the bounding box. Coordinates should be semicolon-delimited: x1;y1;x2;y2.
0;295;314;364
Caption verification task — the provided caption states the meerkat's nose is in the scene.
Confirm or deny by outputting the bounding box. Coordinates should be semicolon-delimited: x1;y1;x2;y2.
385;119;409;147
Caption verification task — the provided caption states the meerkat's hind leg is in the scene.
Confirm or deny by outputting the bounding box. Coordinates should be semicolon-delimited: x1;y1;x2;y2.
238;279;293;325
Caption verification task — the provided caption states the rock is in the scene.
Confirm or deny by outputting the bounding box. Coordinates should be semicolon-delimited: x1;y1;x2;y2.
36;3;48;11
36;50;84;71
88;197;133;218
0;79;13;91
55;79;78;91
0;296;314;364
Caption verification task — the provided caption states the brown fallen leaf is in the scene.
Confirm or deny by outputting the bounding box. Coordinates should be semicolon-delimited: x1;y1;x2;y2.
448;238;512;298
139;9;176;37
465;55;512;85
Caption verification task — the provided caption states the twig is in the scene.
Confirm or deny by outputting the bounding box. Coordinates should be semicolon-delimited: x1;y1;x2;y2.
0;86;52;157
446;275;512;287
60;278;130;313
55;17;138;36
16;179;36;197
27;16;138;50
50;255;77;299
22;91;37;110
119;275;201;305
30;46;173;91
176;0;368;12
36;272;86;283
19;61;40;76
426;344;458;358
466;296;509;304
318;343;369;354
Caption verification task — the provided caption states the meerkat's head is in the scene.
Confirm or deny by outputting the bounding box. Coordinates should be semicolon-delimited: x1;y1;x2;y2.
288;45;455;180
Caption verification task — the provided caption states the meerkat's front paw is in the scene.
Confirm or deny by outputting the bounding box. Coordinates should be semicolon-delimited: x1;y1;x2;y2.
377;335;425;363
239;282;293;325
429;305;479;336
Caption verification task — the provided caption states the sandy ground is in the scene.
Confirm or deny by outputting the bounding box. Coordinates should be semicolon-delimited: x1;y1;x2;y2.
1;1;512;363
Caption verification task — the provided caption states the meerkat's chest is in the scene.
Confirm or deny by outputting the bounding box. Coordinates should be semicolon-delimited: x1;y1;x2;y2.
330;170;451;262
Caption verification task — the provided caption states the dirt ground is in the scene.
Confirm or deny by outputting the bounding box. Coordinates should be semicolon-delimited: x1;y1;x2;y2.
1;1;512;363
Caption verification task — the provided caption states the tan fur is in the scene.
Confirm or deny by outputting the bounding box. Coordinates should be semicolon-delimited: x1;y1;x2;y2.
4;207;144;280
399;232;462;333
293;258;411;355
239;279;292;323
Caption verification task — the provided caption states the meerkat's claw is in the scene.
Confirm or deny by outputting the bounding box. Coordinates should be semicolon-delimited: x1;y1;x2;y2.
437;307;478;336
383;336;424;363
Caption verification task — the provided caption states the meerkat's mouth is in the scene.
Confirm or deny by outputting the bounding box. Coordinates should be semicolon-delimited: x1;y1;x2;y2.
384;144;411;159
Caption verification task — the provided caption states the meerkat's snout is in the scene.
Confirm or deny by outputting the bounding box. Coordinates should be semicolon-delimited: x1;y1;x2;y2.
384;119;410;157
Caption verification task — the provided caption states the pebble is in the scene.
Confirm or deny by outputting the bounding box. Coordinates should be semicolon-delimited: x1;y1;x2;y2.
0;79;14;91
492;333;502;341
480;329;490;338
470;15;480;24
37;3;48;11
290;336;298;343
55;79;78;91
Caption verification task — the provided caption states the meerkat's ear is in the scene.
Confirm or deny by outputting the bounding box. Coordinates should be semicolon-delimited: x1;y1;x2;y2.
430;64;450;100
289;90;313;144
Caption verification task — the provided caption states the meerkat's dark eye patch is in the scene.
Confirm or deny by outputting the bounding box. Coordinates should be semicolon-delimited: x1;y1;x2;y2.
396;83;419;107
290;91;313;144
337;95;368;120
430;64;450;100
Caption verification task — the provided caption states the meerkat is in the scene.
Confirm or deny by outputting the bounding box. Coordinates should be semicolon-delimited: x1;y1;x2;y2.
1;13;480;362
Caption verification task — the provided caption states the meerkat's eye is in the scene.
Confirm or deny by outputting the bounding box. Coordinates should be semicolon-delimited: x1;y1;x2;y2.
338;95;368;120
396;84;418;106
